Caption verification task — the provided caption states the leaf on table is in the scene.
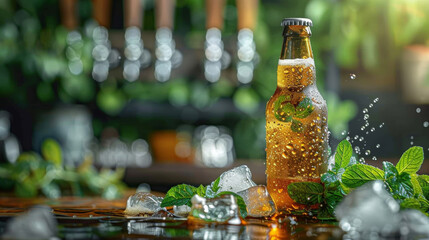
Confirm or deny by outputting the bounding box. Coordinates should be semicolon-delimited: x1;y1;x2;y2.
341;164;384;188
287;182;324;205
396;146;424;175
161;184;197;208
334;140;353;171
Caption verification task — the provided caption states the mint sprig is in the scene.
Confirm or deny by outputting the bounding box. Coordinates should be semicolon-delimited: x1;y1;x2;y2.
287;140;429;219
160;176;248;218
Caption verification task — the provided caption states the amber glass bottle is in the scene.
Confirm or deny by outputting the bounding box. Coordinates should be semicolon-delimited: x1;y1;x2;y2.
266;18;329;212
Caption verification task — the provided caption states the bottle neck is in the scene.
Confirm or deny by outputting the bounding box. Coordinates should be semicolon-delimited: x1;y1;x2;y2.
277;26;315;89
280;25;313;60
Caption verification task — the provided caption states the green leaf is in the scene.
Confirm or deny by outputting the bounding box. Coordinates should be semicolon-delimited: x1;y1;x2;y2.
161;184;197;208
274;96;295;122
291;119;304;133
41;139;62;167
294;97;314;119
334;140;353;170
287;182;324;205
383;161;398;180
15;178;38;198
216;191;248;219
419;197;429;212
390;172;414;199
341;164;384;188
321;171;338;187
411;174;423;197
417;175;429;199
396;146;424;175
196;185;206;197
205;177;221;198
400;198;421;210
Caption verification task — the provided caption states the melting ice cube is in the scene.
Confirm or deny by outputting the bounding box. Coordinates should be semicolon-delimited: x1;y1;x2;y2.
215;165;256;194
173;205;192;217
335;181;400;233
2;205;57;239
189;194;243;225
124;192;164;216
399;210;429;237
237;185;276;217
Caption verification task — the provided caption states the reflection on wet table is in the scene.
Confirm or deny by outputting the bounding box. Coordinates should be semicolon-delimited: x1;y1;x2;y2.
0;195;343;239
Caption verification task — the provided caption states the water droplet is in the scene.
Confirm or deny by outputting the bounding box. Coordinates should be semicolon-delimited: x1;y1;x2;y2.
364;114;369;120
372;156;377;161
286;144;293;150
362;108;368;114
361;126;365;131
341;130;347;135
416;108;421;113
346;136;350;141
424;121;429;128
365;122;369;127
373;98;379;103
354;135;359;140
370;127;375;132
359;157;365;163
350;74;356;80
354;146;360;153
376;144;380;148
366;131;369;135
282;152;287;158
365;150;371;155
359;137;364;142
411;136;414;140
411;142;414;145
369;104;373;108
379;123;385;128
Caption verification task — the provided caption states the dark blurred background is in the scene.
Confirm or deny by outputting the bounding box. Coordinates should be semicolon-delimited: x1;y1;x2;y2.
1;0;429;193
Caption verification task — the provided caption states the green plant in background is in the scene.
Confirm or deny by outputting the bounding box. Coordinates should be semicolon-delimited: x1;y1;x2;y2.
288;140;429;220
0;139;126;199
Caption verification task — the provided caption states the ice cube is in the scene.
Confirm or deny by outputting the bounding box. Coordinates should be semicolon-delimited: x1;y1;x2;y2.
173;205;191;217
124;192;164;216
237;185;276;217
216;165;256;193
2;205;57;239
189;194;243;225
399;210;429;237
335;181;400;233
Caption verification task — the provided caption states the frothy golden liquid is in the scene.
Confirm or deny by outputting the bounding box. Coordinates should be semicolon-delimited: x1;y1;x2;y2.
266;58;328;212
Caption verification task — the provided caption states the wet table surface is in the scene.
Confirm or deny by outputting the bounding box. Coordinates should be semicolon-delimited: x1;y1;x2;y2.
0;193;343;239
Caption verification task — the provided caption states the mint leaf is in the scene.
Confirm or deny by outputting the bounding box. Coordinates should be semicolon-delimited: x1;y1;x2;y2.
294;97;314;119
216;191;248;218
396;146;424;175
274;96;294;122
410;174;423;197
383;161;398;180
196;185;206;197
341;164;384;188
161;184;197;207
334;140;353;170
205;176;221;198
389;172;414;199
400;198;421;210
419;197;429;212
291;119;304;133
417;175;429;200
321;171;338;187
287;182;323;205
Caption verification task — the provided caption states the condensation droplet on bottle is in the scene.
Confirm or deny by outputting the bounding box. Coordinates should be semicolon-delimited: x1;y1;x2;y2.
350;74;356;80
416;108;421;113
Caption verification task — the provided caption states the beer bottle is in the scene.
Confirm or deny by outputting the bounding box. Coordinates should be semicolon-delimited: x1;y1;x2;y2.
266;18;329;212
